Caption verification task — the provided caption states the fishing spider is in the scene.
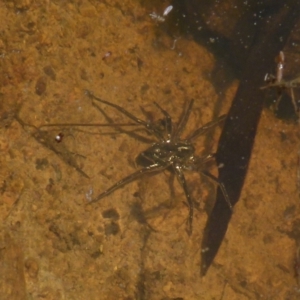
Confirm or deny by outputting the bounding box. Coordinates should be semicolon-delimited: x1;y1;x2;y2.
86;91;231;234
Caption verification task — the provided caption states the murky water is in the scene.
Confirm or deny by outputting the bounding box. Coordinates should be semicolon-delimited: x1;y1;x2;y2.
1;1;300;299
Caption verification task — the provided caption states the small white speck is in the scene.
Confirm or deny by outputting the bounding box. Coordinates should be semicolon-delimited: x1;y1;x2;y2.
163;5;173;17
85;187;93;202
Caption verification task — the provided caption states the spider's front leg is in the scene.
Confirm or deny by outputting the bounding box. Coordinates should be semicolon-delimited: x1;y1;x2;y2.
85;90;166;141
153;102;173;140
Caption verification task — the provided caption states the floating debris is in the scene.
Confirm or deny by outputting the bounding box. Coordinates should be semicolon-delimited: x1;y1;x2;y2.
149;5;173;23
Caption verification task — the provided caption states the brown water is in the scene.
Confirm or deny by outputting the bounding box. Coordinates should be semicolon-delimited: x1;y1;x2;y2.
1;1;300;299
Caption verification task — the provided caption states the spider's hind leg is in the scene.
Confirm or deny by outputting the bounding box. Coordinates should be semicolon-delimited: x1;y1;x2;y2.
173;164;194;235
89;163;167;204
201;170;232;210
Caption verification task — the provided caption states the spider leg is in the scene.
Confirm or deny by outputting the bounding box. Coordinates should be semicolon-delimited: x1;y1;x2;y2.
274;88;283;111
200;170;232;210
92;101;154;144
86;90;165;140
290;86;298;114
195;153;215;165
167;171;176;207
89;163;168;204
186;114;227;141
153;102;173;140
86;90;148;126
174;99;194;138
173;164;194;235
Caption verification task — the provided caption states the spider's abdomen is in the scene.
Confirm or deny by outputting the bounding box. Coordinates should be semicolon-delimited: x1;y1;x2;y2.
136;142;195;167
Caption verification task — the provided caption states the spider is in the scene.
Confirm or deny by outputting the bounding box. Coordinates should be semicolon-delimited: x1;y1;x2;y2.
85;91;231;234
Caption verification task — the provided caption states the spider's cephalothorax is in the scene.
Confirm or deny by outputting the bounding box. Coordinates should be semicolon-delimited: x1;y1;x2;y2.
86;90;231;234
137;142;195;166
